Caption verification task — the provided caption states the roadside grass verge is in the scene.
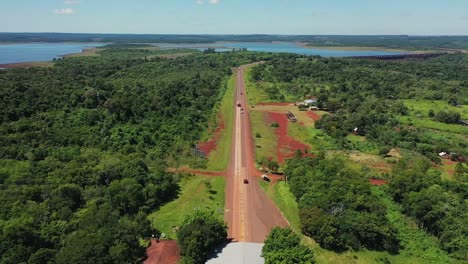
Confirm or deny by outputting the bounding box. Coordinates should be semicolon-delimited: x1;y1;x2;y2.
259;180;300;230
148;175;225;239
250;110;278;162
206;75;236;171
244;67;270;105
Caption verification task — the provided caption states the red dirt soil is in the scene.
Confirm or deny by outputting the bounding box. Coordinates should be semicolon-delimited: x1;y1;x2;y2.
268;112;310;163
257;102;294;106
144;240;180;264
369;179;390;186
306;111;321;121
197;115;225;157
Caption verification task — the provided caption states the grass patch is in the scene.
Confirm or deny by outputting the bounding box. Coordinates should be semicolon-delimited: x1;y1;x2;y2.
244;67;270;105
399;116;468;134
345;134;379;154
206;75;236;171
301;127;338;151
148;175;225;239
250;110;278;162
403;99;467;118
400;99;468;134
259;180;300;230
288;122;315;149
439;159;457;180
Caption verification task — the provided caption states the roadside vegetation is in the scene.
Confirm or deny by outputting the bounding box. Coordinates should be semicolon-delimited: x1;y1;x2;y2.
177;211;227;264
205;74;236;171
148;175;225;238
262;227;315;264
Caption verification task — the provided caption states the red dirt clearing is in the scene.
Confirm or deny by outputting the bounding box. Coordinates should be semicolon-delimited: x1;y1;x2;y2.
268;112;310;163
258;102;294;106
144;240;180;264
197;115;225;157
306;111;321;121
369;179;389;186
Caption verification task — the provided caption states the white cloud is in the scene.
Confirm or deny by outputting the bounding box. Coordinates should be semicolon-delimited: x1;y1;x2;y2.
196;0;204;5
209;0;220;4
53;8;75;15
64;0;80;4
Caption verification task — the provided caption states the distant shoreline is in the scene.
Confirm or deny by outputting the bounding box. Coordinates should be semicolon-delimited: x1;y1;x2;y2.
0;61;54;69
297;43;423;53
0;44;106;68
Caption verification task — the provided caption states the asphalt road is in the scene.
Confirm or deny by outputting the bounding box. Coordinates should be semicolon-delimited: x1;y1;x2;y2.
224;66;288;243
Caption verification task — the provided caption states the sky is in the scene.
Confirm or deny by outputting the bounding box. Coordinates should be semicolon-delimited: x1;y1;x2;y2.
1;0;468;35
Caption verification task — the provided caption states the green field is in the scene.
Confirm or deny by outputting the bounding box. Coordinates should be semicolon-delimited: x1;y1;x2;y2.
403;99;468;118
250;110;278;163
400;100;468;134
206;75;236;171
148;175;225;239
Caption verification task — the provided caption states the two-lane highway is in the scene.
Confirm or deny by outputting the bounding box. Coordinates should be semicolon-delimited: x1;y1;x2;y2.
225;66;288;243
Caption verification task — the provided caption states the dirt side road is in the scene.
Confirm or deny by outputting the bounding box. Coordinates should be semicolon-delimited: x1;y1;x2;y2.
224;66;288;243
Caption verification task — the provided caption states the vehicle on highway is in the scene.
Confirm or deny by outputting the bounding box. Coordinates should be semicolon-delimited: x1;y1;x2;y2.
243;179;249;184
237;101;241;107
262;174;269;181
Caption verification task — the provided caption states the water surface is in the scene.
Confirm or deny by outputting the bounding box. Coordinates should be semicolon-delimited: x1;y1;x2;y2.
0;43;104;64
154;42;404;57
0;42;404;64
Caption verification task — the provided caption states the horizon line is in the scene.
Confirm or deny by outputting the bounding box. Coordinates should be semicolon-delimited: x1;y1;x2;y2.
1;32;468;37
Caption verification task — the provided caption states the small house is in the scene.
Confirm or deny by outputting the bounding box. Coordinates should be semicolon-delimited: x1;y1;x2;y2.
438;152;450;159
304;99;317;106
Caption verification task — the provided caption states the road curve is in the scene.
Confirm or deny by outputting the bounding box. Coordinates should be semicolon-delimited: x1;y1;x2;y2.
224;66;288;243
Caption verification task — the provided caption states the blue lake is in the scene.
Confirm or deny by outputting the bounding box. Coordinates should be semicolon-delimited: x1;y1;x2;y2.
154;42;405;57
0;43;104;64
0;42;404;64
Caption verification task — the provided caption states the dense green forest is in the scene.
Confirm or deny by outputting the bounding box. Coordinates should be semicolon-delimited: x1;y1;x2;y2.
251;54;468;261
0;48;272;263
285;154;400;253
